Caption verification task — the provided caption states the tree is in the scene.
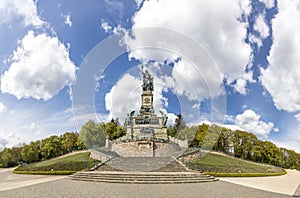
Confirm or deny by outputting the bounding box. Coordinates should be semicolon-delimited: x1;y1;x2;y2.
174;114;186;131
60;132;79;153
233;130;257;159
40;135;63;160
167;126;176;137
21;141;40;163
79;120;106;148
1;148;13;167
214;128;234;153
76;136;86;150
100;119;126;140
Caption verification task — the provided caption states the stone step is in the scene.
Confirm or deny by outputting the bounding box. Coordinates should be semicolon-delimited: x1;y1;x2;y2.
96;157;187;172
69;171;218;184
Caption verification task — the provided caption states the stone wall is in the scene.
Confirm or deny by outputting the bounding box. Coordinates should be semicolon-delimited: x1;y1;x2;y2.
89;149;115;162
111;141;181;157
168;136;189;148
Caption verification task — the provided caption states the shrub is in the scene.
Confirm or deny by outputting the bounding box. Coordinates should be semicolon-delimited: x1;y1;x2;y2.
205;171;286;177
13;170;77;175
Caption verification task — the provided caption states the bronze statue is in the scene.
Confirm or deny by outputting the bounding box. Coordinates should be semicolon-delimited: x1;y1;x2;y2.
142;66;154;91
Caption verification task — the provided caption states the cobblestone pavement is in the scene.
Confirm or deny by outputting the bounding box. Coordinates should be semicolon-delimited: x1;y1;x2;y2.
0;178;290;198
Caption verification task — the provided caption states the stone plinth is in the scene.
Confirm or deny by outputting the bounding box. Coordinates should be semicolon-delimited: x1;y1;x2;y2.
111;141;181;157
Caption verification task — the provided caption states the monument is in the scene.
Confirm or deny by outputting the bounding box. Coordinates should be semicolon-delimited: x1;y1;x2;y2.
111;67;183;157
71;66;216;182
123;66;168;141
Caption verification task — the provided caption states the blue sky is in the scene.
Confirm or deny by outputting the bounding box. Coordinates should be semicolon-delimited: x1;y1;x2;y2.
0;0;300;152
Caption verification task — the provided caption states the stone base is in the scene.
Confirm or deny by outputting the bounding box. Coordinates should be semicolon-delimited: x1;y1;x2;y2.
111;141;181;157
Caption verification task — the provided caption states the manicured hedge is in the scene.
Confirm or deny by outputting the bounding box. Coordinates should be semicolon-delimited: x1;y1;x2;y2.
205;171;287;177
13;170;77;175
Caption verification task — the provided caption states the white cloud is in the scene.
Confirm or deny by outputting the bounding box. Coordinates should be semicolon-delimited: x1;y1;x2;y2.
63;14;72;27
258;0;275;9
249;34;263;48
272;138;300;153
235;109;275;138
234;78;247;95
0;0;43;27
101;20;113;33
261;0;300;112
135;0;144;8
0;102;7;113
129;0;251;84
1;31;76;100
170;59;223;100
295;113;300;121
105;73;142;122
232;71;254;95
0;132;21;149
254;13;270;39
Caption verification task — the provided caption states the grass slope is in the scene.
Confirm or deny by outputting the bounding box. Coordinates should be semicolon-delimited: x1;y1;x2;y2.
187;152;285;176
15;152;99;174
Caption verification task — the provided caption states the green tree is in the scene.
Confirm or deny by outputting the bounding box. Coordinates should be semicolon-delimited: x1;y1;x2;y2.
79;120;106;148
176;126;197;141
60;132;79;153
167;126;176;137
233;130;257;159
76;136;86;150
100;119;126;140
214;128;234;153
40;135;63;160
174;114;186;131
21;141;40;163
1;148;13;167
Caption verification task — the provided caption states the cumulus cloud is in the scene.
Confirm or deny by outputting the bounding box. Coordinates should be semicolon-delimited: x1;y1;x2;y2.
254;13;270;39
249;34;263;48
105;73;142;122
129;0;251;84
295;113;300;121
1;31;76;100
258;0;275;9
0;102;7;113
261;0;300;112
101;20;113;33
233;71;254;95
0;0;43;27
0;132;21;149
235;109;275;138
63;14;72;27
170;59;223;100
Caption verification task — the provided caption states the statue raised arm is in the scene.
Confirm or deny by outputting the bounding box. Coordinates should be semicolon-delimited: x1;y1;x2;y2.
142;66;154;91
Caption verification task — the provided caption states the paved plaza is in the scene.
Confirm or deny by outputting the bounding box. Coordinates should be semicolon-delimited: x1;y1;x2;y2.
0;168;298;198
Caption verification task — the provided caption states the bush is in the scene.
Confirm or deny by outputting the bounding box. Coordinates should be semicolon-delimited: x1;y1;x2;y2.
13;170;77;175
205;171;286;177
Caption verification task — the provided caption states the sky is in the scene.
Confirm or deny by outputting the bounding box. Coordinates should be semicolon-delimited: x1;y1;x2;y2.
0;0;300;152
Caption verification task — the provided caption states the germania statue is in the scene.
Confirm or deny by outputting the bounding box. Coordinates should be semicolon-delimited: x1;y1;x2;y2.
142;66;154;91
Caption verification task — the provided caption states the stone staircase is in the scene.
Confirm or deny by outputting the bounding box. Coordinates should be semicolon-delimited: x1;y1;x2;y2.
69;171;218;184
69;157;218;183
96;157;187;172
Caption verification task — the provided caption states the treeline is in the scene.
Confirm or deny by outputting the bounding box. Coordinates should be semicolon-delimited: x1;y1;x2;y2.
1;118;299;170
0;132;84;168
169;123;300;170
0;119;125;168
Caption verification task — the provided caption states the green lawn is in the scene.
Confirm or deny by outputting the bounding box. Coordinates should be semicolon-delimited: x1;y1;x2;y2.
186;152;284;174
15;152;100;172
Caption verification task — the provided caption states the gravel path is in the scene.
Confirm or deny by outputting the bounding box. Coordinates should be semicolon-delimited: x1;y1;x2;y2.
0;178;290;198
